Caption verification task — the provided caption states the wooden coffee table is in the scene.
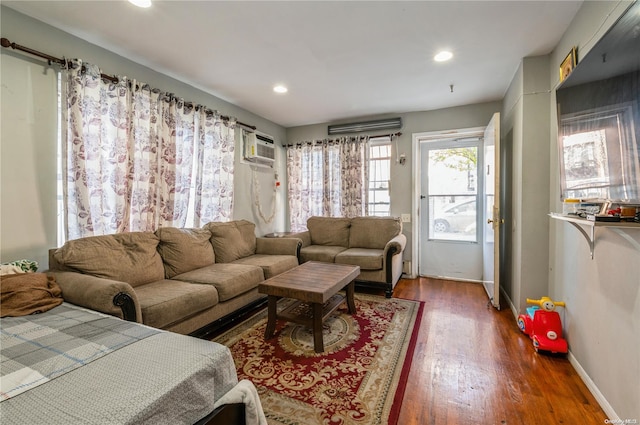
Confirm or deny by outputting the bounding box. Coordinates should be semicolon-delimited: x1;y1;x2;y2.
258;261;360;353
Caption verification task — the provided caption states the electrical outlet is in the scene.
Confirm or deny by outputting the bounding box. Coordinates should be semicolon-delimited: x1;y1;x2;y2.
401;214;411;223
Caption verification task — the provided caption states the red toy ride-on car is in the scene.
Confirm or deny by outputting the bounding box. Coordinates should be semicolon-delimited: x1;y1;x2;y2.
517;297;568;354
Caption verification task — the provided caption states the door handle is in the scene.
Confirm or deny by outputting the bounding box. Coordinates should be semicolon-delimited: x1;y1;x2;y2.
487;218;505;224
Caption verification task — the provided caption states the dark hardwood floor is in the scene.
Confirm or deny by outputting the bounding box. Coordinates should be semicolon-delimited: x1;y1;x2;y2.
388;277;607;424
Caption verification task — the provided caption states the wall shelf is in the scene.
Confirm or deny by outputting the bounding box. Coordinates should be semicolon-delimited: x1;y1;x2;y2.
550;213;640;258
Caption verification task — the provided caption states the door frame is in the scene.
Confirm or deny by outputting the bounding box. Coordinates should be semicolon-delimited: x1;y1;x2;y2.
410;127;485;279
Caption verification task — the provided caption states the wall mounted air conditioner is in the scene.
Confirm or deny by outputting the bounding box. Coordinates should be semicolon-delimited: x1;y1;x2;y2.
327;117;402;135
243;130;276;166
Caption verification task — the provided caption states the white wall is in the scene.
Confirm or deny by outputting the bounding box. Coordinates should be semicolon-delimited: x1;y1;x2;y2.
546;1;639;420
1;53;58;268
0;6;288;268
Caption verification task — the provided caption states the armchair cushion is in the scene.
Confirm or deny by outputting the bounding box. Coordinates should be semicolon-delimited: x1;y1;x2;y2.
299;245;348;263
335;248;383;270
349;216;402;249
307;216;351;246
52;232;164;287
156;227;214;278
206;220;256;263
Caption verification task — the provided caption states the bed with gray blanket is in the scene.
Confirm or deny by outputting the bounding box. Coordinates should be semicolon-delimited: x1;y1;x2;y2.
0;302;265;425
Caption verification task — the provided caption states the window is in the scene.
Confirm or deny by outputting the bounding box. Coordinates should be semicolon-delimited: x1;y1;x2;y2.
368;138;391;216
427;145;479;242
559;105;639;201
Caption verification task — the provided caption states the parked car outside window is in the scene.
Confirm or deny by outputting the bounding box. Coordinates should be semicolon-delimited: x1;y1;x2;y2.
433;200;476;233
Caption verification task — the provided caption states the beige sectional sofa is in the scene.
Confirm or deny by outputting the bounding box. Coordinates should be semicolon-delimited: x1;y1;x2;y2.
291;216;406;297
48;220;300;336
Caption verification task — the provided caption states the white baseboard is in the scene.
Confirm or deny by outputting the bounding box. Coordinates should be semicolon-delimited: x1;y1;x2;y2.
500;286;519;319
567;351;618;421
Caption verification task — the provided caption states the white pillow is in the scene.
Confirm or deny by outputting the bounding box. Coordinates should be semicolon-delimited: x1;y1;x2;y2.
0;265;25;276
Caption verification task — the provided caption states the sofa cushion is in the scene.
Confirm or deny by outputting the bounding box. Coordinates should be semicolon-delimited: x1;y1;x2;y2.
205;220;256;263
156;227;215;278
307;216;351;246
53;232;164;287
335;248;384;270
300;245;348;263
135;279;219;329
232;254;299;279
349;216;402;249
172;263;264;302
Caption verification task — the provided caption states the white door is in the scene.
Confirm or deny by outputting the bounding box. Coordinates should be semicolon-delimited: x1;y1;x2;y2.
419;136;483;280
482;112;501;309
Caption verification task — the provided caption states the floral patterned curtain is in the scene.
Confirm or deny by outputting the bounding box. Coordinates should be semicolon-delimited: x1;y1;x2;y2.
62;59;234;240
157;94;195;227
193;110;235;225
286;136;369;231
340;137;369;217
128;84;159;231
128;86;195;231
64;60;132;238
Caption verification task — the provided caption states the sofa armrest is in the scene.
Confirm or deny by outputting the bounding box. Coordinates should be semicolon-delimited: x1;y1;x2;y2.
383;233;407;286
256;237;302;257
384;233;407;257
50;271;141;322
286;231;311;247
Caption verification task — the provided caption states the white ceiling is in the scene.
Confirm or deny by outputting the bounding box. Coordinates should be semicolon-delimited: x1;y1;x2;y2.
4;1;583;128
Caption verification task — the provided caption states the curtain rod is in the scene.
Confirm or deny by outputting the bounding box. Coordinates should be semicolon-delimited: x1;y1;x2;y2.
285;132;402;147
1;37;256;130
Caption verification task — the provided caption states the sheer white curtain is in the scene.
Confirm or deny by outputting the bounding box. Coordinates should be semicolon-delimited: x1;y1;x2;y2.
286;136;369;231
62;59;234;240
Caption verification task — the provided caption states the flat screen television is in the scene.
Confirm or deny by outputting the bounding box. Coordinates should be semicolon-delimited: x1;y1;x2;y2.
556;1;640;204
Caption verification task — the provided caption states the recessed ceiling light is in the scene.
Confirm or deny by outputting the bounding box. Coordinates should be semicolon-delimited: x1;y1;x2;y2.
273;85;288;94
434;51;453;62
129;0;152;8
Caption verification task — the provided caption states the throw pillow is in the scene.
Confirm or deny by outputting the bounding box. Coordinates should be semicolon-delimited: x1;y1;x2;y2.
307;216;351;246
53;232;164;287
205;220;257;263
156;227;215;278
349;216;402;249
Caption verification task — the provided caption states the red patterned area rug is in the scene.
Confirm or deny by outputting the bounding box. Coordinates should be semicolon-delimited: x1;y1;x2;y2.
213;293;424;425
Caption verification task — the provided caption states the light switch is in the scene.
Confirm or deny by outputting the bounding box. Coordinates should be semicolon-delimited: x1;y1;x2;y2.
401;214;411;223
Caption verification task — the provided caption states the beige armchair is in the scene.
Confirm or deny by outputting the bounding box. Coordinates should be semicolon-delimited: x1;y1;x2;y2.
290;216;406;297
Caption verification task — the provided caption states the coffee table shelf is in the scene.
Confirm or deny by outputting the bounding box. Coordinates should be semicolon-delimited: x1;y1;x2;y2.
278;294;346;328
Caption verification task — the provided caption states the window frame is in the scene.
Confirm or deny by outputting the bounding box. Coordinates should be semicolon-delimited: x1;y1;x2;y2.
367;136;392;216
424;139;481;243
